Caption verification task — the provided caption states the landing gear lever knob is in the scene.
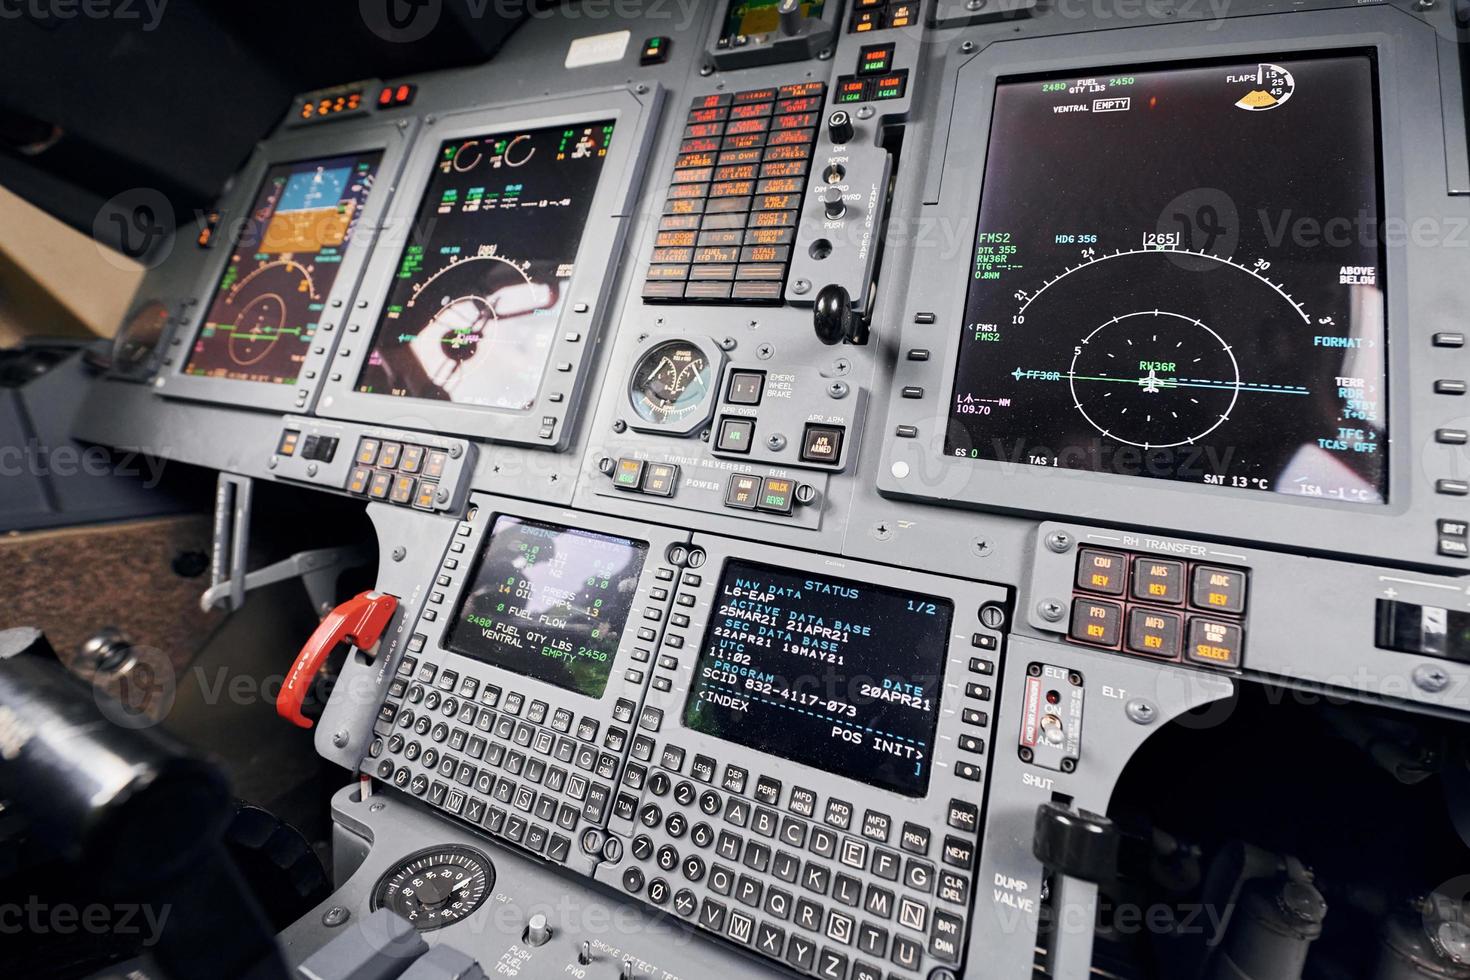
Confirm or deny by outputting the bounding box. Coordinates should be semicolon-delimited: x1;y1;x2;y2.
813;283;869;346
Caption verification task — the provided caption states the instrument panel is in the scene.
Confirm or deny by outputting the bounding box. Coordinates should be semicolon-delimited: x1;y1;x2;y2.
71;1;1470;977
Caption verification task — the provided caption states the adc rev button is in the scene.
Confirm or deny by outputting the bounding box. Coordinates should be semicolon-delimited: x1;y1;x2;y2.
1190;566;1247;614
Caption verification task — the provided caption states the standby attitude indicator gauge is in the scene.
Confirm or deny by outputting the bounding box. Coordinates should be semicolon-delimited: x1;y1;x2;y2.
184;154;380;385
947;55;1386;504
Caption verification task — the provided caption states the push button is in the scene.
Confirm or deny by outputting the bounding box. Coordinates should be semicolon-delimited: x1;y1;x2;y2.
1069;599;1122;647
758;477;795;515
613;458;645;491
368;472;393;500
1438;518;1469;558
1190;566;1247;614
1075;549;1126;596
800;424;845;465
717;417;755;453
347;466;372;495
1131;557;1184;604
1125;607;1183;659
1186;618;1242;668
643;463;679;497
726;370;765;405
276;430;301;456
355;438;380;465
726;474;761;509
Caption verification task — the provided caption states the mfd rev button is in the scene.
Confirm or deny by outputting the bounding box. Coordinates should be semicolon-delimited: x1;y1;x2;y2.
1068;599;1122;647
1126;607;1183;659
1191;566;1247;614
1075;549;1126;596
1186;618;1242;668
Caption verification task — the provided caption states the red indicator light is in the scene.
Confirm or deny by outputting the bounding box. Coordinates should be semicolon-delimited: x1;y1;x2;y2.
379;87;393;106
396;84;412;103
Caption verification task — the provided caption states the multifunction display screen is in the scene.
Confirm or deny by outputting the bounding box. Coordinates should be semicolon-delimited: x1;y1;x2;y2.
948;56;1387;504
185;154;381;384
445;517;646;699
683;561;953;797
355;120;616;409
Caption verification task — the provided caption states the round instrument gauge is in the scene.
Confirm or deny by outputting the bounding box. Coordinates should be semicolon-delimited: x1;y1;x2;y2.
371;845;493;931
112;300;171;374
215;259;319;368
629;341;714;428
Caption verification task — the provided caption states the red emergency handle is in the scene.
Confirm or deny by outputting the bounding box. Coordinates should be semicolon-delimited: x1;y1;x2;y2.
277;590;399;729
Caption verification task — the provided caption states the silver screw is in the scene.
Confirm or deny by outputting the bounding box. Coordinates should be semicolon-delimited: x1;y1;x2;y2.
871;522;893;541
1413;663;1451;693
1126;700;1157;725
757;344;775;360
832;357;852;376
1037;600;1065;622
322;905;351;927
391;547;406;562
979;604;1006;629
972;538;991;558
960;40;977;53
1045;530;1073;554
766;434;787;451
792;279;812;295
828;381;849;398
332;730;349;748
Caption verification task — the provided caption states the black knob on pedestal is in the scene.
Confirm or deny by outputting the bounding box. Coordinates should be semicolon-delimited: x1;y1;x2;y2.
813;284;868;346
1032;801;1118;884
828;109;855;144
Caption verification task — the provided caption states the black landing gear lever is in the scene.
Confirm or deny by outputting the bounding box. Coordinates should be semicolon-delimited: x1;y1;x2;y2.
813;283;870;346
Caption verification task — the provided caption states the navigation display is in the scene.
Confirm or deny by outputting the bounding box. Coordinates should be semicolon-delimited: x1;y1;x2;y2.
355;120;616;409
947;56;1387;504
445;517;646;699
683;561;952;797
184;154;381;384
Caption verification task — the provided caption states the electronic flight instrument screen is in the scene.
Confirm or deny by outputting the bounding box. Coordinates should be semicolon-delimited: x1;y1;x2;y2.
184;154;381;384
445;516;647;699
947;55;1387;503
355;121;616;409
683;561;953;797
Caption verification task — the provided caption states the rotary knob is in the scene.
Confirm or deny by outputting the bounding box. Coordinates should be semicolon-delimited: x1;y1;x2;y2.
827;109;855;144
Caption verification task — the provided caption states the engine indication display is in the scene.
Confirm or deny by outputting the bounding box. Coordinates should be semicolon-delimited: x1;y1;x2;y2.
947;56;1387;504
683;561;953;798
184;154;381;385
445;516;647;699
355;120;615;409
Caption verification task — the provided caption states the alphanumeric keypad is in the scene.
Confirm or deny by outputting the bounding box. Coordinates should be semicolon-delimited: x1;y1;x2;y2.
367;669;642;870
611;751;979;978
